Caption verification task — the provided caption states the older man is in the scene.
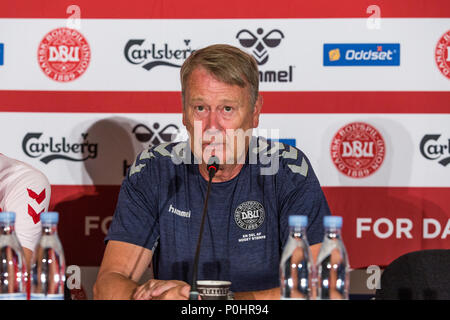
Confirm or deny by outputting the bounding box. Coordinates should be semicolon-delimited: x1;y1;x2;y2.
94;44;331;300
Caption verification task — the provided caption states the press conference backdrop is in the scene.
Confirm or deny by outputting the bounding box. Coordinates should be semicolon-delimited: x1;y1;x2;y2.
0;0;449;296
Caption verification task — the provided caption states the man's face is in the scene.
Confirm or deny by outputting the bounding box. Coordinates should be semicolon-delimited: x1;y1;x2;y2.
182;67;261;165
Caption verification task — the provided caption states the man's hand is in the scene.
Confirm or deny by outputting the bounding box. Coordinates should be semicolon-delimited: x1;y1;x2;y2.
133;279;191;300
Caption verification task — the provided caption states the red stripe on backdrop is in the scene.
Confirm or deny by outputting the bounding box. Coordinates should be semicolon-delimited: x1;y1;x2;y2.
1;91;449;113
50;184;450;267
1;0;449;19
323;186;450;269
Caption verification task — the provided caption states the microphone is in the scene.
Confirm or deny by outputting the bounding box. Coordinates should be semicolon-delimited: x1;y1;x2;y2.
189;156;220;300
207;156;220;179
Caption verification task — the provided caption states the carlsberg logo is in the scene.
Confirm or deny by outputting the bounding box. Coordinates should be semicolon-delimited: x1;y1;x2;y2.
124;39;194;71
22;132;98;164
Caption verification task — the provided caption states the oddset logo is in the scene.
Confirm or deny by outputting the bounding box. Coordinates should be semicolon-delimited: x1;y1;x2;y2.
330;122;386;178
37;27;90;82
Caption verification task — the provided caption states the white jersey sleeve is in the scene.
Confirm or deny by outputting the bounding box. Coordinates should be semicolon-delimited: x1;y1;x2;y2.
0;155;51;251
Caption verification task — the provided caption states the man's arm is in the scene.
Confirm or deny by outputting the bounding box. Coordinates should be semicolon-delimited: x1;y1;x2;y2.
3;165;51;265
110;244;323;300
133;279;190;300
23;248;33;269
233;243;322;300
94;240;153;300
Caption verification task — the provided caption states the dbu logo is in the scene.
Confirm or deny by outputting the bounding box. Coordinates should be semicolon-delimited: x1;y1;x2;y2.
48;46;80;62
342;141;375;158
241;210;261;219
236;28;284;65
37;27;90;82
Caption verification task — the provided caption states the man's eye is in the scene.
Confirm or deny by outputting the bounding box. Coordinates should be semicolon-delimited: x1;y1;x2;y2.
196;106;205;112
224;106;233;112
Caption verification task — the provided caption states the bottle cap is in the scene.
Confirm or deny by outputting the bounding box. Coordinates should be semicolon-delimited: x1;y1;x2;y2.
324;216;343;229
41;211;59;224
0;211;16;224
289;215;308;227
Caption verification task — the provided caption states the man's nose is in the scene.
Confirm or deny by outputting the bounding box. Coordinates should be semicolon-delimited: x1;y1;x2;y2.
204;110;221;131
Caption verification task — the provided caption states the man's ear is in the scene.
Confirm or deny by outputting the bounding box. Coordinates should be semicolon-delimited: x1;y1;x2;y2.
182;106;186;126
252;94;263;128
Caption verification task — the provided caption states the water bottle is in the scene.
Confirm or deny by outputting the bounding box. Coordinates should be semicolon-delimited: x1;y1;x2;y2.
0;212;27;300
30;212;66;300
280;215;314;299
316;216;350;300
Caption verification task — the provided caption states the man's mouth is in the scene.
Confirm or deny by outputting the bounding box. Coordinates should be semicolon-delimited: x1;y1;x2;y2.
202;142;224;147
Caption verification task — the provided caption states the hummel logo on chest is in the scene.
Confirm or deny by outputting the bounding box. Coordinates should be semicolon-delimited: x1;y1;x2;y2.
168;204;191;218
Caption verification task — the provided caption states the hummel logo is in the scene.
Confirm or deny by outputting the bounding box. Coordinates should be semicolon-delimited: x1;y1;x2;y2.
27;188;46;224
236;28;284;65
27;188;46;204
168;204;191;218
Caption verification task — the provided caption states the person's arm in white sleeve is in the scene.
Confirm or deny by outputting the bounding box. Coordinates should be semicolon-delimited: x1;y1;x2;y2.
4;167;51;265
